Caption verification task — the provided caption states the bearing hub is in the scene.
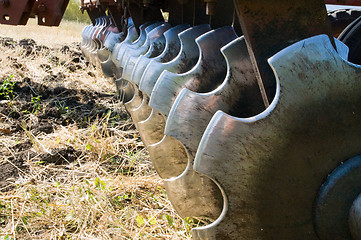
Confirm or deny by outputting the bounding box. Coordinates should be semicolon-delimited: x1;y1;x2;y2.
315;155;361;240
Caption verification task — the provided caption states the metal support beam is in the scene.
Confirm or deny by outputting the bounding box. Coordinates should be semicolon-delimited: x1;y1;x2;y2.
0;0;35;25
325;0;361;6
0;0;69;26
31;0;70;26
127;0;164;32
233;0;335;105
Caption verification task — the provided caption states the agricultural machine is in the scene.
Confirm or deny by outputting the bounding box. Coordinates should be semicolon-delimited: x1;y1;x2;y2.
3;0;361;239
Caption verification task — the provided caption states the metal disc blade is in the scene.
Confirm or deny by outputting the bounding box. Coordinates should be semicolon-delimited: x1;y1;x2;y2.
193;35;361;239
139;24;211;96
149;26;237;118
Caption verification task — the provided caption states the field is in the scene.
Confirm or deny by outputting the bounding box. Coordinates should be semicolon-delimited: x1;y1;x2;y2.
0;18;198;239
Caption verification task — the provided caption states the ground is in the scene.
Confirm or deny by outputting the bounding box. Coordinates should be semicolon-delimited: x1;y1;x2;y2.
0;20;200;239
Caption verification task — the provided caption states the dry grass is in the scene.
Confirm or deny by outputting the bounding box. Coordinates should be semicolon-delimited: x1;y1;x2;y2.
0;120;193;239
0;22;198;239
0;18;86;48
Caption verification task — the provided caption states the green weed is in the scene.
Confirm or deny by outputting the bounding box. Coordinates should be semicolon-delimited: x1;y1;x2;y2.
4;235;14;240
56;100;70;115
31;96;42;113
0;75;15;100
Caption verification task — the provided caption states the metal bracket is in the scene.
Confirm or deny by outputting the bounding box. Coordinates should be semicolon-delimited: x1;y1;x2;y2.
0;0;35;25
0;0;69;26
31;0;70;26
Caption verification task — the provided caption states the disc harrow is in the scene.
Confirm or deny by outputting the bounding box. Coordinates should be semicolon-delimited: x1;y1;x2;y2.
5;0;361;238
79;0;361;238
193;35;355;239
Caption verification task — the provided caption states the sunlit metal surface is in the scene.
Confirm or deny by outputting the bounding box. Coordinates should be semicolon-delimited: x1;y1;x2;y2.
164;163;223;219
138;27;239;221
139;24;212;96
122;23;171;81
115;22;163;73
130;24;190;85
100;25;139;77
350;193;361;240
192;35;361;239
149;26;237;118
125;93;153;130
165;37;263;159
136;109;166;146
147;135;188;178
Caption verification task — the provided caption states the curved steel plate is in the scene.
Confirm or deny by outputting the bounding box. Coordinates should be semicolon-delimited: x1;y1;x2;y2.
149;26;237;118
111;24;139;63
165;37;264;155
147;135;188;178
122;23;171;81
101;25;139;77
164;164;223;220
138;24;211;96
115;22;163;72
192;35;361;239
126;94;152;128
131;24;190;85
104;31;124;52
136;109;166;146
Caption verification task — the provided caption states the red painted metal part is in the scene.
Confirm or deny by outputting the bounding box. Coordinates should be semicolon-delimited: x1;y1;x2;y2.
31;0;70;26
0;0;35;25
0;0;69;26
325;0;361;6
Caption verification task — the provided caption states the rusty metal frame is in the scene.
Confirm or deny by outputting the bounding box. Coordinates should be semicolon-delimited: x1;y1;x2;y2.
0;0;35;25
0;0;69;26
4;0;361;27
233;0;335;106
325;0;361;6
31;0;70;26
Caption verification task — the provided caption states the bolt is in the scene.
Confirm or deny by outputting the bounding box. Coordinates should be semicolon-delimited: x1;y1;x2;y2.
0;0;10;8
38;3;46;12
